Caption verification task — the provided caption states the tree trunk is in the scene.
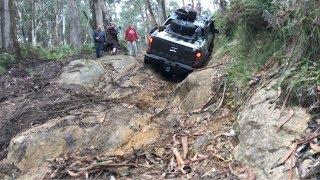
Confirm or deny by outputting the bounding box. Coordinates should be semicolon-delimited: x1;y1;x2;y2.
31;0;37;46
1;0;21;60
0;0;2;51
181;0;185;8
62;6;66;45
145;0;157;26
156;0;166;25
90;0;103;30
144;3;151;32
101;1;111;30
52;0;60;46
219;0;227;14
196;0;202;14
68;0;82;48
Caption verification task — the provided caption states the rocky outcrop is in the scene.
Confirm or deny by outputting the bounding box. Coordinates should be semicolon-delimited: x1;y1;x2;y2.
234;80;311;179
57;60;105;88
170;68;225;112
4;55;170;175
5;104;155;173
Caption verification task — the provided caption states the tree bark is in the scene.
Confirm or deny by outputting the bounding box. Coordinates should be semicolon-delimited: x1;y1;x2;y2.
90;0;103;30
144;0;157;26
219;0;227;14
196;0;202;14
68;0;82;48
0;0;2;51
156;0;166;25
1;0;21;60
62;6;66;45
52;0;60;46
101;1;111;30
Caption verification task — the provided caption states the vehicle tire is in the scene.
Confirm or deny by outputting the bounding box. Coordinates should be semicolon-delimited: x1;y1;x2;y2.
209;42;214;53
143;56;152;64
170;19;197;36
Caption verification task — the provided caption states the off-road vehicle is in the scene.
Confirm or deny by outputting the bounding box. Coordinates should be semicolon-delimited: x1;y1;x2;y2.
144;9;219;74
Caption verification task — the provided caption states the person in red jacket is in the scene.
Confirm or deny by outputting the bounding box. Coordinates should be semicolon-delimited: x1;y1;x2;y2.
125;25;139;56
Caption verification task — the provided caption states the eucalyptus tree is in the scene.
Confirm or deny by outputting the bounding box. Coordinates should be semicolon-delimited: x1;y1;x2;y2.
1;0;21;59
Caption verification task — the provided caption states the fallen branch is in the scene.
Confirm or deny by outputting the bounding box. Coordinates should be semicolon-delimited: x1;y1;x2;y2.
211;79;227;114
298;132;320;145
181;136;188;159
276;87;292;122
172;148;186;174
272;132;320;169
272;143;297;169
192;78;226;114
276;108;294;132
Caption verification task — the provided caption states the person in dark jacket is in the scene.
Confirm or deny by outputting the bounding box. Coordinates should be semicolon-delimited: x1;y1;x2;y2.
106;22;119;55
93;25;106;58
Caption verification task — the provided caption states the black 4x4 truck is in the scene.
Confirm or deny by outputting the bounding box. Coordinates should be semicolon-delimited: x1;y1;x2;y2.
144;9;219;74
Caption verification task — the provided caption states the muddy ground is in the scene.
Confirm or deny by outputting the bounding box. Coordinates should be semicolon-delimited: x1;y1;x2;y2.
0;58;71;160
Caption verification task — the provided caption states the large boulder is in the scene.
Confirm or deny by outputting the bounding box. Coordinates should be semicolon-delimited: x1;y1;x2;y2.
57;60;105;88
170;68;224;112
234;80;311;179
5;104;155;173
98;55;138;79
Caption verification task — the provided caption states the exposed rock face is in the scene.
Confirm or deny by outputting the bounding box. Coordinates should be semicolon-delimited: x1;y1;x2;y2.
170;68;224;112
234;80;311;179
6;102;155;173
57;59;105;88
4;55;170;174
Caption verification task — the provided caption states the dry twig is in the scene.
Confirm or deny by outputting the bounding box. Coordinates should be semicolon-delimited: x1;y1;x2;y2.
181;136;188;159
277;108;294;132
211;79;227;114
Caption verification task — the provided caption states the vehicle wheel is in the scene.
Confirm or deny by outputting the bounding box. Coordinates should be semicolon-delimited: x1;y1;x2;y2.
143;57;151;64
209;42;214;53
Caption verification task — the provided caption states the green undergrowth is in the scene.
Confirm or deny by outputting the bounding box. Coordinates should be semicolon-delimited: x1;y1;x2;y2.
21;43;94;61
0;52;16;74
214;0;320;110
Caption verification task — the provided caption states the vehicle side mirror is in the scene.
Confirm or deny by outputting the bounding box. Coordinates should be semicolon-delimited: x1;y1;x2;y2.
158;26;166;32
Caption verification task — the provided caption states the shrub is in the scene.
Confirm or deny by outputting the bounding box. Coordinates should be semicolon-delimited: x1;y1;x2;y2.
0;53;15;74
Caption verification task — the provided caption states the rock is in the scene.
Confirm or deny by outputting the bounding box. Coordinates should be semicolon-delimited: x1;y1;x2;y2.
193;133;214;152
57;59;105;88
98;55;137;75
233;79;311;179
170;68;224;112
5;105;154;173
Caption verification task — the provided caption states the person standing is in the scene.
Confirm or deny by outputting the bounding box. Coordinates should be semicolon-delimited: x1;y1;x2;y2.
93;25;106;58
125;25;139;56
106;22;119;55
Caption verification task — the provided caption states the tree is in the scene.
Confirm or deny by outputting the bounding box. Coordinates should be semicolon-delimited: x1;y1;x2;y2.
1;0;21;59
181;0;185;8
214;0;227;14
90;0;111;31
156;0;167;25
145;0;157;26
52;0;60;46
68;0;81;48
